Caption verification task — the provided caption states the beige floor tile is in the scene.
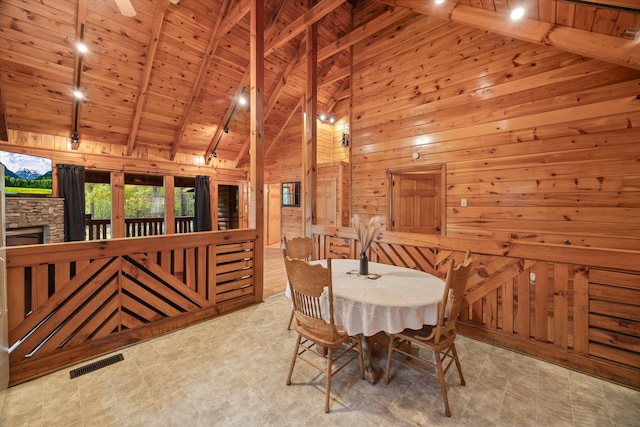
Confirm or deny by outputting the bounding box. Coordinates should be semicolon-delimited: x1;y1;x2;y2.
1;294;638;427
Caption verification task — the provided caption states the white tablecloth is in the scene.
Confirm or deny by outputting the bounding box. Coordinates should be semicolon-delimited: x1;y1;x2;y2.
287;258;445;337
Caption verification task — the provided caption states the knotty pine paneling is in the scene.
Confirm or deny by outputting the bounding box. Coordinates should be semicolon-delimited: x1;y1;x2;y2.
266;108;349;238
350;7;640;250
2;130;247;179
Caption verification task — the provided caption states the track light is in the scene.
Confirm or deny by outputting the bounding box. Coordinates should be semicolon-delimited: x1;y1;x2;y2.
71;133;79;150
510;6;525;20
623;26;640;40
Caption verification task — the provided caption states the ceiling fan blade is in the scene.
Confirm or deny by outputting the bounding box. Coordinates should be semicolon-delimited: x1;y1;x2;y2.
114;0;136;17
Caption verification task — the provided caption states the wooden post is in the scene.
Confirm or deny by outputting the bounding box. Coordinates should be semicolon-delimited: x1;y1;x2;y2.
304;0;318;238
250;0;265;302
209;180;218;231
164;175;175;234
111;171;125;238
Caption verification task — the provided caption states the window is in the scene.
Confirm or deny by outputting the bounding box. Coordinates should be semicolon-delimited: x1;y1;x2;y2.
282;182;300;207
85;170;112;240
175;176;195;233
125;173;165;237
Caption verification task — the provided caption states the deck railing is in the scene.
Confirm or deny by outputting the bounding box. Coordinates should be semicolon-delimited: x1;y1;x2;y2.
86;216;195;240
5;229;261;385
311;224;640;390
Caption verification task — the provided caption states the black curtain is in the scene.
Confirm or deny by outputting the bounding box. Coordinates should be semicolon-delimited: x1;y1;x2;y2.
57;164;86;241
194;175;212;232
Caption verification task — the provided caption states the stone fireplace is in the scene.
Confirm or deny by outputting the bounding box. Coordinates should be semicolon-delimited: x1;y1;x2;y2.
5;197;65;246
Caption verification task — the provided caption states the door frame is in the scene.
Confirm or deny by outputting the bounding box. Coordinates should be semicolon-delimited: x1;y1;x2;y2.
388;164;446;235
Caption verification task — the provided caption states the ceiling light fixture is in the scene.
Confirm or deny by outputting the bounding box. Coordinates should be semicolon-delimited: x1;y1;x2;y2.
71;23;86;150
77;42;88;54
210;87;246;161
434;0;445;4
510;6;525;20
623;26;640;40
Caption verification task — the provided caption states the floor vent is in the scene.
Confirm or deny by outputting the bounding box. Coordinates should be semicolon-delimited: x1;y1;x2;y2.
69;354;124;379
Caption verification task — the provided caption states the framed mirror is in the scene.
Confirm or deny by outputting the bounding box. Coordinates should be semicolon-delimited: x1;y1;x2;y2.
282;181;300;207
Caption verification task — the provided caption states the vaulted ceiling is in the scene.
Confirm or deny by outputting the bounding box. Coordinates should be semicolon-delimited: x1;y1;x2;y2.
1;0;638;167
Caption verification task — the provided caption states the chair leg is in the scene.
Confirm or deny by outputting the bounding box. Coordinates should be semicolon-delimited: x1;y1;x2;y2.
286;308;294;330
434;351;451;417
451;343;465;386
286;335;301;385
325;348;333;413
385;335;395;385
356;336;365;380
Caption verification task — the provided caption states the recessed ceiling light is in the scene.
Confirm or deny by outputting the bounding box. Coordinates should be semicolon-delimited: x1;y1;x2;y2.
73;90;84;100
511;6;525;20
77;42;88;54
435;0;445;4
238;95;247;106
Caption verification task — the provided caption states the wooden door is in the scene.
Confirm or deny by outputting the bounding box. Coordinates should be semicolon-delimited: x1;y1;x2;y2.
266;183;281;245
391;170;443;234
316;179;336;226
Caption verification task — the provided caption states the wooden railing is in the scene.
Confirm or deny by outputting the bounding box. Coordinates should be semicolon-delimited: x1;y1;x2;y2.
5;229;260;385
311;225;640;390
86;217;195;240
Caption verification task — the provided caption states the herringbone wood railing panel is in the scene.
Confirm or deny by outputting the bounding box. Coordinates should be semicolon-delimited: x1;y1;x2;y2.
6;230;259;385
311;225;640;390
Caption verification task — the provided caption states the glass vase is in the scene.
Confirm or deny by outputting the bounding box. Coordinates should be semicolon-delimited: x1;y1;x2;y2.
359;252;368;276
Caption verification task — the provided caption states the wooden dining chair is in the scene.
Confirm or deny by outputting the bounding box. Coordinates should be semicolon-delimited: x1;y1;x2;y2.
284;255;365;413
283;236;314;260
385;251;473;417
283;236;314;329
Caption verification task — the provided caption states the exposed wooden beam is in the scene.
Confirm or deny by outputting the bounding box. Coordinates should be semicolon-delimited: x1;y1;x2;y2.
237;5;413;165
290;5;414;76
234;40;349;168
126;3;170;156
320;65;349;86
326;78;350;112
264;96;303;158
264;0;347;57
169;0;233;160
562;0;640;11
375;0;640;71
234;44;304;167
217;0;251;37
209;0;289;166
0;73;8;142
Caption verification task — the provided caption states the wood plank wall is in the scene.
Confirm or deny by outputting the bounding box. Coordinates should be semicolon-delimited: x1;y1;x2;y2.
1;130;248;180
265;109;346;239
312;224;640;390
347;4;640;251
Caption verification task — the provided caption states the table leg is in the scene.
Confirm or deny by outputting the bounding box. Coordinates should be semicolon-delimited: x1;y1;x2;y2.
361;334;384;384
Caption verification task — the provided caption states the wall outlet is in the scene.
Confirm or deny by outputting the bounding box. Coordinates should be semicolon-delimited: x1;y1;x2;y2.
460;198;467;207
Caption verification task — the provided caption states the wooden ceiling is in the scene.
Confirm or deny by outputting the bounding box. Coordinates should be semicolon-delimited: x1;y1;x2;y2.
1;0;638;167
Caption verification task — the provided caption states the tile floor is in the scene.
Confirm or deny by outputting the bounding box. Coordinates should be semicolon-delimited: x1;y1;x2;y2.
1;293;639;427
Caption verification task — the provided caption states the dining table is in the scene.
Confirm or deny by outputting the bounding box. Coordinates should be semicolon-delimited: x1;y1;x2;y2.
287;258;445;384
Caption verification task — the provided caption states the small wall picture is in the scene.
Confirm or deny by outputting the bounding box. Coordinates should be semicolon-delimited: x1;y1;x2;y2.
0;151;53;195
